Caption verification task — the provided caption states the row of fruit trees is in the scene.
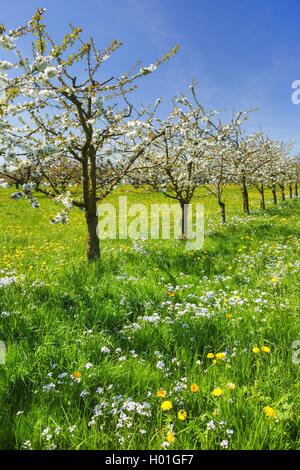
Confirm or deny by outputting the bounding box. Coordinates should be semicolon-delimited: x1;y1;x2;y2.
0;9;299;260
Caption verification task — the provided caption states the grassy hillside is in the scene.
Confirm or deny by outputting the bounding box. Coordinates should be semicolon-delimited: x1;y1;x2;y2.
0;186;300;450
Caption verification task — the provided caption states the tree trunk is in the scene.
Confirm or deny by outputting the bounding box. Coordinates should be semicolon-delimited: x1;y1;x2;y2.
15;182;19;189
217;190;226;224
272;185;277;205
279;184;285;202
219;200;226;224
295;183;298;198
259;185;265;210
85;205;100;261
289;183;293;199
180;200;189;239
241;176;250;214
82;147;101;262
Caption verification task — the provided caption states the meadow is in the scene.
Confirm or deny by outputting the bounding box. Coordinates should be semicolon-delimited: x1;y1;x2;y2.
0;186;300;450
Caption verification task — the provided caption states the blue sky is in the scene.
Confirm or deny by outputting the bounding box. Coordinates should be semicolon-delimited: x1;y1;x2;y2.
2;0;300;152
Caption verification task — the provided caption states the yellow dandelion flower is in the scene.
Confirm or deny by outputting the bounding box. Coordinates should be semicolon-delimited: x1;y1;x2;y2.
215;352;227;361
212;387;224;397
252;347;261;354
191;383;200;393
166;431;175;443
271;277;278;284
72;370;81;379
207;353;215;359
261;346;271;353
156;389;166;398
226;314;233;320
161;401;173;411
178;410;187;421
263;406;277;418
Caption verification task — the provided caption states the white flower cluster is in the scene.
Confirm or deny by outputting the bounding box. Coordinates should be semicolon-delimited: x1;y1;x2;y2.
32;55;54;71
0;60;14;70
50;211;69;225
11;191;24;200
0;179;9;188
140;64;157;74
0;276;18;287
0;35;16;50
56;192;73;210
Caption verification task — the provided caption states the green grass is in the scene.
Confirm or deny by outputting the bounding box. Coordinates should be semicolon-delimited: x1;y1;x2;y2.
0;185;300;450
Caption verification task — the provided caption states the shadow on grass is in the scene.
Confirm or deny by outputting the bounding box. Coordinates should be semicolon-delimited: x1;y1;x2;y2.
146;206;300;277
0;374;34;449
